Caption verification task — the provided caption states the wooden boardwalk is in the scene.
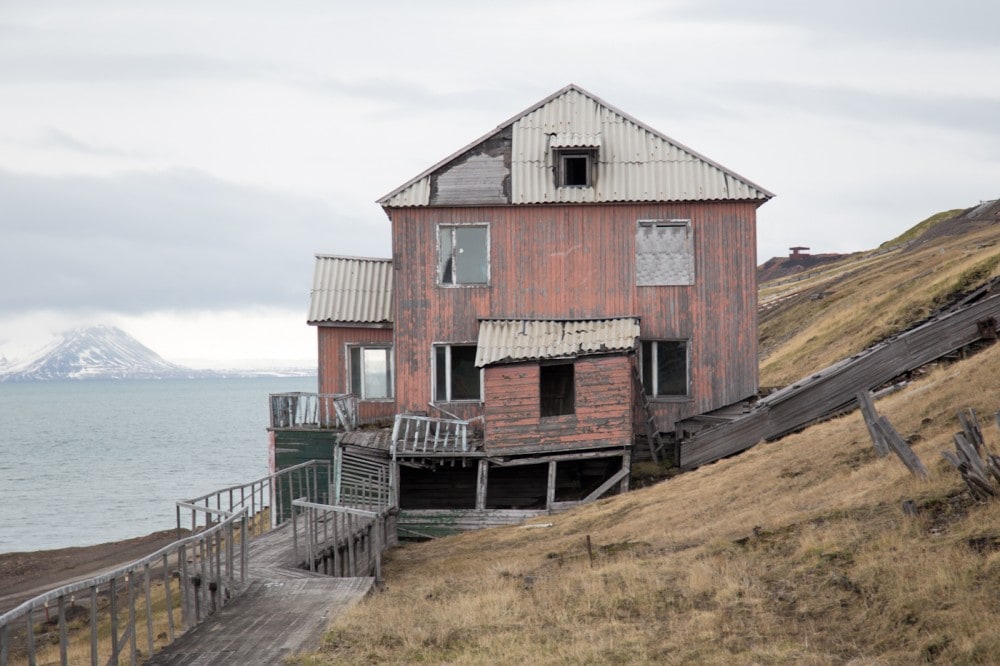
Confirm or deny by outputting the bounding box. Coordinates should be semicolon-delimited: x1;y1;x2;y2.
148;523;374;665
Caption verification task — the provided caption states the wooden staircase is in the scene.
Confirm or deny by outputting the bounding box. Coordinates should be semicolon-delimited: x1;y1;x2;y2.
632;364;667;464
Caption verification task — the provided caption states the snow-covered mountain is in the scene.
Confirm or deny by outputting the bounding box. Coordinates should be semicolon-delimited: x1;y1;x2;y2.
0;325;217;382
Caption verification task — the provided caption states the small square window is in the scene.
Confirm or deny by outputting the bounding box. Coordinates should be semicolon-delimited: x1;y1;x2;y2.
438;224;489;286
641;340;689;397
540;362;575;417
348;345;393;399
555;150;595;188
433;344;482;402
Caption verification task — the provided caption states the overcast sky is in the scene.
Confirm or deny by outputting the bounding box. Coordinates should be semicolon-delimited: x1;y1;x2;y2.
2;0;998;366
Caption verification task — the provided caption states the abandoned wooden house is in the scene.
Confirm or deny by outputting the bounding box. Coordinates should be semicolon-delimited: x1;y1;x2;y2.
268;84;773;536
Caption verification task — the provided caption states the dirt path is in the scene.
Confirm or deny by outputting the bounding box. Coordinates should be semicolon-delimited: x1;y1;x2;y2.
0;529;185;614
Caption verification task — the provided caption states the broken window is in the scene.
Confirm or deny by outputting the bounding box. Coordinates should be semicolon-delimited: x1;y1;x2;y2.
433;344;481;402
641;340;689;397
348;345;393;399
636;219;694;286
438;224;489;286
555;149;595;187
540;362;575;417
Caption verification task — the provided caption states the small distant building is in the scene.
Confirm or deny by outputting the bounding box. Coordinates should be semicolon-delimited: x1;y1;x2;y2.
789;246;810;258
269;84;774;535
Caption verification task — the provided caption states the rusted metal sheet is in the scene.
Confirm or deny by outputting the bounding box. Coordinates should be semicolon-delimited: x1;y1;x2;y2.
309;255;393;325
390;201;759;432
379;84;773;208
475;317;639;367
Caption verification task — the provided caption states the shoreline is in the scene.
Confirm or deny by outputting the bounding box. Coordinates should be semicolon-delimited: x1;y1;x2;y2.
0;528;185;615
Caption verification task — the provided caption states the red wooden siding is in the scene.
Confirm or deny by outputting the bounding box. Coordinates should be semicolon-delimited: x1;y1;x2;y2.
390;201;759;431
316;325;396;423
483;355;633;454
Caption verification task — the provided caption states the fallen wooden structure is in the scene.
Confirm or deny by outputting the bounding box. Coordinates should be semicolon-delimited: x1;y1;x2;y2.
681;292;1000;470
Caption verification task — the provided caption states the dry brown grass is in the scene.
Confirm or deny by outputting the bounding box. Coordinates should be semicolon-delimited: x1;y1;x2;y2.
759;223;1000;387
295;342;1000;665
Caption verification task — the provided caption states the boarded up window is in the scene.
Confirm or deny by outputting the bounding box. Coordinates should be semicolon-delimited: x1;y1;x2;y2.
434;344;481;402
438;224;489;285
540;362;575;417
348;345;393;399
636;220;694;286
641;340;688;397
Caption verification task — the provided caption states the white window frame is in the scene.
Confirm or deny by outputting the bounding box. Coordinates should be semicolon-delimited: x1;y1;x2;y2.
432;343;483;403
636;219;695;286
641;339;690;398
436;223;490;287
347;344;394;400
554;149;596;188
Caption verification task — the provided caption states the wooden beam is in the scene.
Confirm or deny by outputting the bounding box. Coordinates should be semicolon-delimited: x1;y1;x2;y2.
856;391;889;457
476;459;488;511
546;461;557;510
582;468;629;503
488;449;627;467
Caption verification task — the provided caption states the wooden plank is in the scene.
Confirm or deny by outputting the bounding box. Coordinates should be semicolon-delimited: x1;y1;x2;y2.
875;416;929;480
476;460;488;511
582;467;629;503
546;461;557;510
856;391;889;457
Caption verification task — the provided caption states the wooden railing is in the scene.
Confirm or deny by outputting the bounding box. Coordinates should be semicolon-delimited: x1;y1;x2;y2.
390;413;473;456
176;460;333;535
269;392;357;430
0;511;249;666
290;500;394;581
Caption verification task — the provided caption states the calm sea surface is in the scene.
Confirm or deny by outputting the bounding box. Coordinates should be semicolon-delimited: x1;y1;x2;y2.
0;377;315;554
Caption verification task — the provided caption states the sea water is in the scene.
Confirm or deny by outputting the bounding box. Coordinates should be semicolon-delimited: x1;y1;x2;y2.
0;376;316;554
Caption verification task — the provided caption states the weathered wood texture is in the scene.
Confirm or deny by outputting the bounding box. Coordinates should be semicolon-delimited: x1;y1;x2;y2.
681;293;1000;469
147;577;373;665
398;508;549;538
941;408;1000;500
857;391;890;457
390;201;760;433
317;325;396;423
483;355;633;454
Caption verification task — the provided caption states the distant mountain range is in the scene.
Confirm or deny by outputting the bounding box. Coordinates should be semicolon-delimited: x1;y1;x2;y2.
0;325;315;382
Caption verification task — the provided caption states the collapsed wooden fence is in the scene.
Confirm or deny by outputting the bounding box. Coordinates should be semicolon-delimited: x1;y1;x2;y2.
681;292;1000;470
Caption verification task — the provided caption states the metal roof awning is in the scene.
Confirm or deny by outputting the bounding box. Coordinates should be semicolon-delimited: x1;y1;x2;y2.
308;255;394;325
475;317;640;367
549;132;601;149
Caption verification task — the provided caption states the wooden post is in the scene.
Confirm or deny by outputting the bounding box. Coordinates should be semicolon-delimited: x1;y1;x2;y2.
856;391;889;457
619;450;631;493
476;459;489;510
546;461;557;510
875;416;929;479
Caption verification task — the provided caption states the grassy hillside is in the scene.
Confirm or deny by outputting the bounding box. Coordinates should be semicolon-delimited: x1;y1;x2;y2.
759;210;1000;388
298;208;1000;665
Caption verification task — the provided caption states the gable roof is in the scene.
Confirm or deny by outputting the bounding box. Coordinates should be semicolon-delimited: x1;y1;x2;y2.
379;84;774;208
308;255;393;325
475;317;640;367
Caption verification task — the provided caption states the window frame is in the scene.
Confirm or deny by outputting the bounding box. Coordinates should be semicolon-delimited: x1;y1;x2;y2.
346;344;394;401
640;339;690;399
636;218;695;286
432;343;483;403
554;149;596;188
539;361;576;418
436;222;490;287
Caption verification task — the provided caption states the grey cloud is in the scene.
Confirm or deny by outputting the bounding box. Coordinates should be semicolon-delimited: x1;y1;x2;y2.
664;0;1000;49
0;169;389;315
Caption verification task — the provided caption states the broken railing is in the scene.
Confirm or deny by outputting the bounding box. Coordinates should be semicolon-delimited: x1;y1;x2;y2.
176;459;333;535
290;499;394;581
269;392;357;430
0;510;249;666
390;413;473;456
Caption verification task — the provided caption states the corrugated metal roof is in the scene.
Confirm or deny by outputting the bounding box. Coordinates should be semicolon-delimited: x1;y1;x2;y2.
308;255;393;325
379;84;774;208
475;317;640;367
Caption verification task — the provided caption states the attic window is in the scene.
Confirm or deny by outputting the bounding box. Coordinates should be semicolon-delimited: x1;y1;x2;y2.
555;150;595;188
